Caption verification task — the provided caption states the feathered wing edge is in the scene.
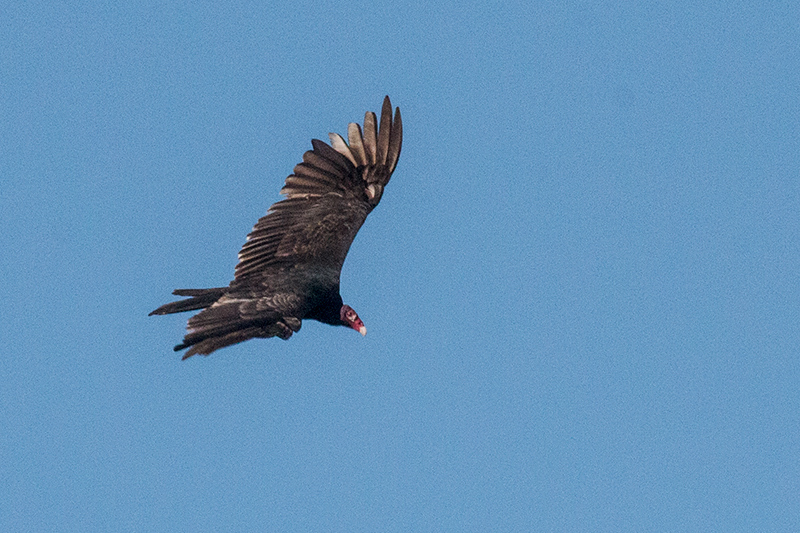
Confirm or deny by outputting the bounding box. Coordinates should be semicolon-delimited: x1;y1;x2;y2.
276;95;402;202
234;96;402;278
326;95;403;205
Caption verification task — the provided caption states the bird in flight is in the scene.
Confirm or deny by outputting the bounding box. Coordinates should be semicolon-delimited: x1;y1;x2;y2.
150;97;402;359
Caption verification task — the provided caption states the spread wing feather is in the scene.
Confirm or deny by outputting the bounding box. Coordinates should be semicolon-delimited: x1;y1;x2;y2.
234;96;402;280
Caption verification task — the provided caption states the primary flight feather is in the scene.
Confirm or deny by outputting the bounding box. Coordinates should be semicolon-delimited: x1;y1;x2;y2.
150;96;402;359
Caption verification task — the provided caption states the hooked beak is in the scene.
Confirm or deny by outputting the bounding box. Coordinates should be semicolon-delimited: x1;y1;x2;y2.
358;325;367;336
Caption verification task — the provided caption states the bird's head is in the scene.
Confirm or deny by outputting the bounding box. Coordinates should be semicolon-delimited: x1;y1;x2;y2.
340;304;367;336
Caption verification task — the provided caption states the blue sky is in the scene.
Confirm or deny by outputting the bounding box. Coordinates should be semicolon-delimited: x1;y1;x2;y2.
2;1;798;531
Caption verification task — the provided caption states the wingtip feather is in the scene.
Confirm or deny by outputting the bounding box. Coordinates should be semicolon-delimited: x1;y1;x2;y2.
328;132;357;166
363;111;377;165
388;106;402;173
377;96;393;165
347;123;367;166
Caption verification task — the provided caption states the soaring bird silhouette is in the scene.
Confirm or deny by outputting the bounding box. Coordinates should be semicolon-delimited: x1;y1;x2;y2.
150;97;402;359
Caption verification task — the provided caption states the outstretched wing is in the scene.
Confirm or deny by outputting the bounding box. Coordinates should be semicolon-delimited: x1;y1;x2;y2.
234;96;402;280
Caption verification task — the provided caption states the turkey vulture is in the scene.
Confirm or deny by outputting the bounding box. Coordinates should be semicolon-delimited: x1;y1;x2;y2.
150;96;402;359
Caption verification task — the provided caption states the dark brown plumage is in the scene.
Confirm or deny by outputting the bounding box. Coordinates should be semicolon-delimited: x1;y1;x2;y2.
150;97;402;359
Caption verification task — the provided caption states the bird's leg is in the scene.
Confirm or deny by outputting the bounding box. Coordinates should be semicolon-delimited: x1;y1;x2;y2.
274;317;301;340
275;321;294;340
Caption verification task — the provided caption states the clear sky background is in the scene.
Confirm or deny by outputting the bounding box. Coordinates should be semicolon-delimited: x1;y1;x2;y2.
2;1;798;531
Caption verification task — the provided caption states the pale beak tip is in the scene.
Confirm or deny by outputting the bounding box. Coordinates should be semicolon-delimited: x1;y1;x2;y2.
358;325;367;336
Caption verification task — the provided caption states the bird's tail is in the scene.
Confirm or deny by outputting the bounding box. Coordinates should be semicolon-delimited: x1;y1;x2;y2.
173;304;300;360
151;290;300;359
149;288;226;316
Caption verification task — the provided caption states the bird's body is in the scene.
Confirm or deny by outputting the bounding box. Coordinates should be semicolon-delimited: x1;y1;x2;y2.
150;97;402;359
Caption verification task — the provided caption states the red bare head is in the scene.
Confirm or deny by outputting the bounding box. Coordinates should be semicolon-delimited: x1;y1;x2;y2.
340;304;367;336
